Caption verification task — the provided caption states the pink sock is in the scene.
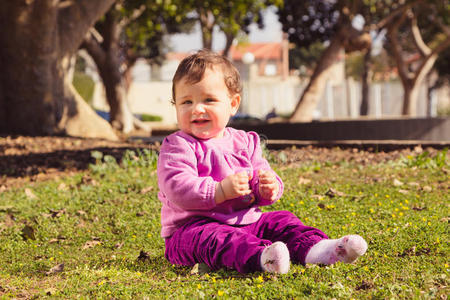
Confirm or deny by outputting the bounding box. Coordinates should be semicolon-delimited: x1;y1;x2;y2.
305;235;368;265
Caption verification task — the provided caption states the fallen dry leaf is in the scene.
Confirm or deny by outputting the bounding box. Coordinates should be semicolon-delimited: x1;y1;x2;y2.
325;188;346;198
140;186;154;194
422;186;432;192
83;240;101;250
45;288;57;295
393;179;403;186
21;225;36;240
190;263;211;275
3;214;16;227
298;177;312;185
408;182;420;188
43;208;66;218
137;250;150;262
24;188;37;199
46;263;64;275
57;183;68;191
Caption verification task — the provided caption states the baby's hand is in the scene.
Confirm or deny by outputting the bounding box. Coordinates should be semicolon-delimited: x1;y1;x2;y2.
258;170;279;201
216;171;252;204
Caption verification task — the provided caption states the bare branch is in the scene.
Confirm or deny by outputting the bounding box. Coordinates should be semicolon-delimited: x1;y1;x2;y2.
410;13;431;57
387;10;413;84
118;4;146;29
434;17;450;37
81;30;106;67
374;0;421;30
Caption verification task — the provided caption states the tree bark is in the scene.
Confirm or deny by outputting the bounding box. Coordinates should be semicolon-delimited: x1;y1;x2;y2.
289;14;371;123
222;32;235;58
360;49;372;116
82;10;149;134
289;34;345;122
199;10;214;50
387;11;450;116
0;0;117;139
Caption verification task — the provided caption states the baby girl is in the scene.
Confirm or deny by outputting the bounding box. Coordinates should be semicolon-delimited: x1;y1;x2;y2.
157;49;367;273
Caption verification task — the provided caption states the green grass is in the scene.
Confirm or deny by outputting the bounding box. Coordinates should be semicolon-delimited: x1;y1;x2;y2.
0;148;448;299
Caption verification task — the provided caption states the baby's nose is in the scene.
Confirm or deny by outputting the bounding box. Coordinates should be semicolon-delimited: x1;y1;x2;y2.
193;103;206;113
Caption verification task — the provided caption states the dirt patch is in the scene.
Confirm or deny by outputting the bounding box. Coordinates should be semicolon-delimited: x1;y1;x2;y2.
0;136;156;189
0;135;444;190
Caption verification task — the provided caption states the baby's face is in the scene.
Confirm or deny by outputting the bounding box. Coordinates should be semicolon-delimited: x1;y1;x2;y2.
174;67;240;139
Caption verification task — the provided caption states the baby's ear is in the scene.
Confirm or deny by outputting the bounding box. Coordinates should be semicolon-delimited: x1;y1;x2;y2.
230;93;241;115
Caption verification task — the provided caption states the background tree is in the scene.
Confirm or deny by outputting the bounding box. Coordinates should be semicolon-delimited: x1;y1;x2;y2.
385;0;450;116
0;0;117;139
81;0;193;134
278;0;372;122
176;0;282;56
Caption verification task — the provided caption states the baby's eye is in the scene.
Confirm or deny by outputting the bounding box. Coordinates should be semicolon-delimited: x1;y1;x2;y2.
205;98;216;103
181;100;192;105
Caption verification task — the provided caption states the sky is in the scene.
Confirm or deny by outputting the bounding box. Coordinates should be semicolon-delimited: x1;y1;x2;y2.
168;7;283;52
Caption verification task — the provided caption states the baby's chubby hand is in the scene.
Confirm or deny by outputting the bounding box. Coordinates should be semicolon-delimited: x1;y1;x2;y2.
215;171;252;204
258;170;279;201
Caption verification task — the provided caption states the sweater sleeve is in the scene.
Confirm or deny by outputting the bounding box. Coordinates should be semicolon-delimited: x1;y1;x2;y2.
246;131;284;206
157;135;217;211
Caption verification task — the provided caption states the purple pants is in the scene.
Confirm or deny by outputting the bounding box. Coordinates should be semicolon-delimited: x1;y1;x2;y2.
165;210;328;273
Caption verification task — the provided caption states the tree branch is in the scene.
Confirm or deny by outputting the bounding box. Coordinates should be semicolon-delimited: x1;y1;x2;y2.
118;4;146;29
410;13;431;57
58;0;115;55
387;10;412;84
374;0;421;30
80;30;107;67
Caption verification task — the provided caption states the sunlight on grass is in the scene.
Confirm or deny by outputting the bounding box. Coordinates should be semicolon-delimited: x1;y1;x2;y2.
0;149;448;298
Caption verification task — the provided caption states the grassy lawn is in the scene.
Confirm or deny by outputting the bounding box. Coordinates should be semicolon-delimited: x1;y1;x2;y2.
0;148;448;299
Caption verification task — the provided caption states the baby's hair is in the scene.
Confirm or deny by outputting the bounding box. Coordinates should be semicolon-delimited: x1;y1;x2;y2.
171;49;242;104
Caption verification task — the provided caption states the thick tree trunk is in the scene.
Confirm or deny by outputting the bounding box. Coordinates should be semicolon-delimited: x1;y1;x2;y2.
0;0;116;139
289;17;371;122
289;36;344;122
360;49;372;116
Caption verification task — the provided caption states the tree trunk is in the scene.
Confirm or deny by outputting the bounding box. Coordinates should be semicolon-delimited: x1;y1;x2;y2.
399;53;439;116
289;36;344;122
199;10;214;50
0;0;117;140
222;32;235;58
360;49;372;116
82;11;149;134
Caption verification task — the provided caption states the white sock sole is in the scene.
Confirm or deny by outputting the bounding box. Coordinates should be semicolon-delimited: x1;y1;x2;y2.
305;235;368;265
260;241;290;274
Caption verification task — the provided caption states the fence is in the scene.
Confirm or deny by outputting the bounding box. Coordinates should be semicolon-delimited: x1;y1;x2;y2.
91;77;449;124
243;78;449;120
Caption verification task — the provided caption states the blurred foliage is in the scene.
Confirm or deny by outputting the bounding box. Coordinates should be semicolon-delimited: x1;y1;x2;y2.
140;114;163;122
288;41;326;75
72;72;95;106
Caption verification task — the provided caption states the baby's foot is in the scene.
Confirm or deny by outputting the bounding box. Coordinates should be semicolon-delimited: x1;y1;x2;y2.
305;235;368;265
260;241;290;274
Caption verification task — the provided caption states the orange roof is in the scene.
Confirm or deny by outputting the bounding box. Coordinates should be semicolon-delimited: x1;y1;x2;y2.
229;42;282;61
166;42;282;62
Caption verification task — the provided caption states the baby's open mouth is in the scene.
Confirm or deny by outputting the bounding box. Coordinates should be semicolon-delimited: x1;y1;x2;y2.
192;119;209;124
